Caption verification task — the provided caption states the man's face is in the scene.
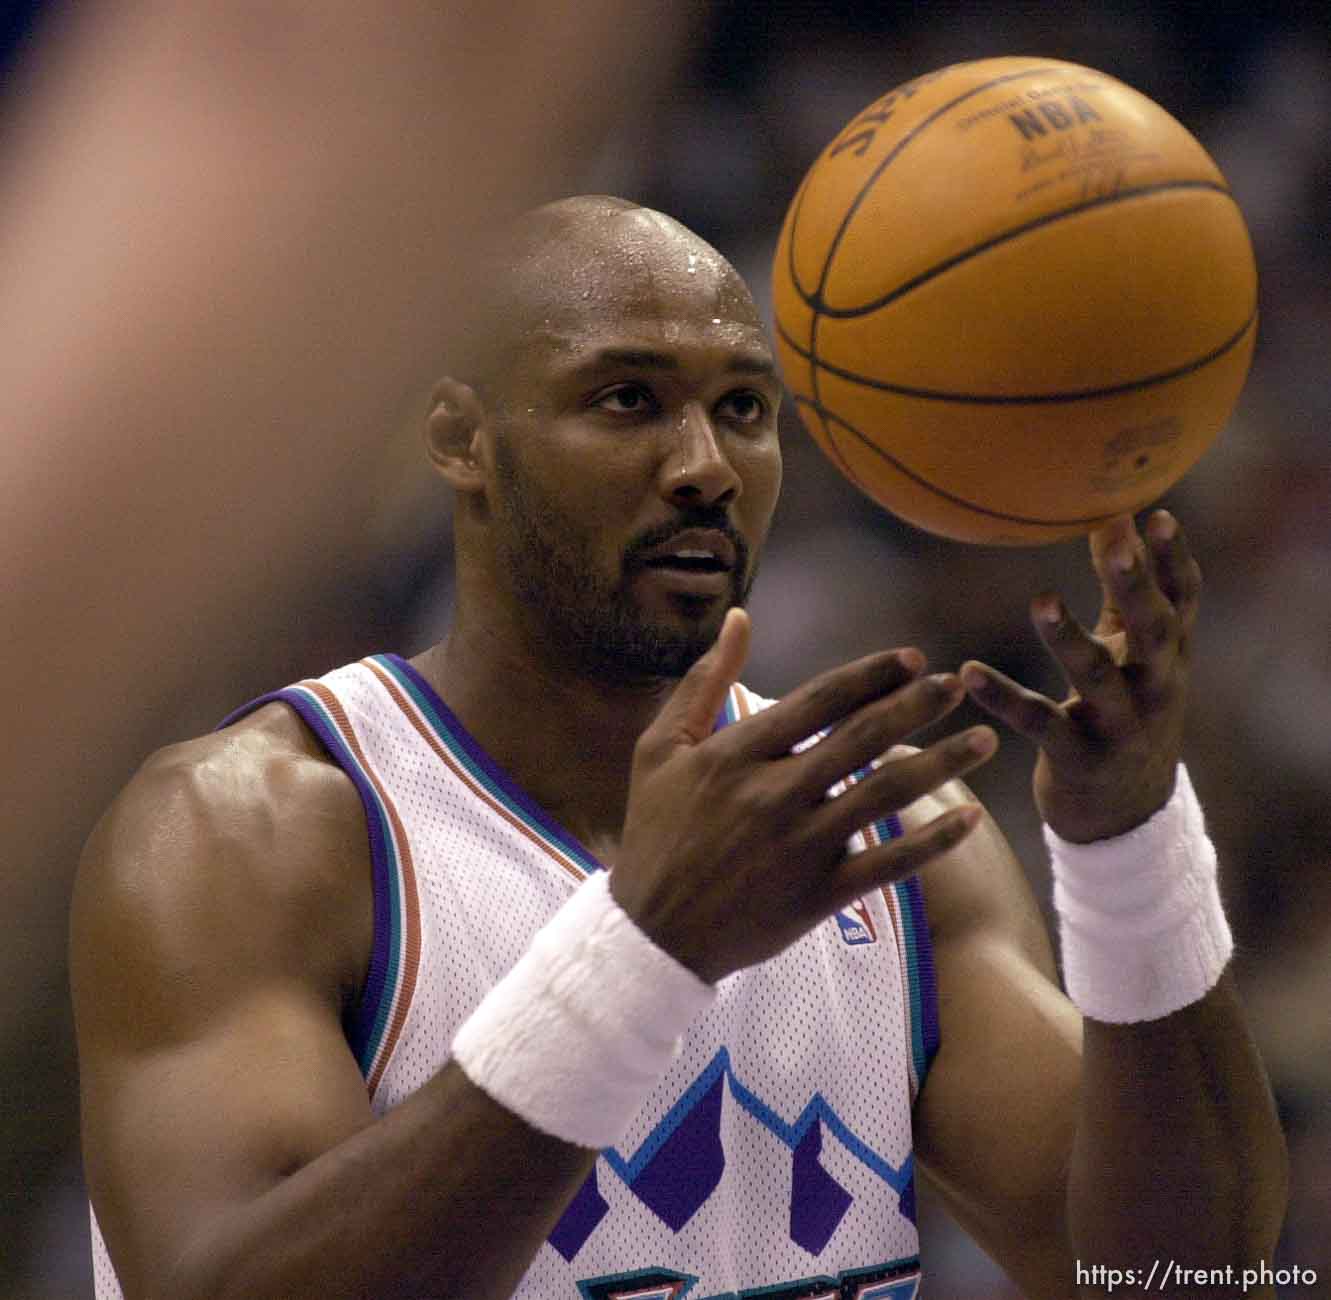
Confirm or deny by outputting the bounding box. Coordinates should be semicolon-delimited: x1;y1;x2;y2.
481;225;783;683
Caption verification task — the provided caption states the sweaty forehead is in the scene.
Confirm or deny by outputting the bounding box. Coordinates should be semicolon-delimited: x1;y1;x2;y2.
465;200;766;384
535;208;753;324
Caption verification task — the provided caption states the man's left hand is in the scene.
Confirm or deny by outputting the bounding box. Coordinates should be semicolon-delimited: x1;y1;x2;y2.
960;510;1201;844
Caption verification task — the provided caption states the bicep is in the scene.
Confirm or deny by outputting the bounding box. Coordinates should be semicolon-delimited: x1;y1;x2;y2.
72;760;374;1297
906;793;1084;1298
82;984;375;1293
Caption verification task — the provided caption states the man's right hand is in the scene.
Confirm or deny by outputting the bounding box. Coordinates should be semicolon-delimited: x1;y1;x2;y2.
611;608;997;983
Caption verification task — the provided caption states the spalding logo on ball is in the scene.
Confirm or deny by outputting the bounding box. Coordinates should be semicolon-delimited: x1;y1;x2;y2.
772;57;1258;545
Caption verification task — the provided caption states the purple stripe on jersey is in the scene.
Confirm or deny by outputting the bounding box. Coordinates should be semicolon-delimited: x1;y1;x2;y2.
896;1157;917;1226
901;877;940;1075
217;688;395;1079
380;654;607;876
790;1120;855;1255
879;811;904;841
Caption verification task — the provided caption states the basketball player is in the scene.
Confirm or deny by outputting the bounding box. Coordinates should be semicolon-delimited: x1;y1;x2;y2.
72;197;1286;1299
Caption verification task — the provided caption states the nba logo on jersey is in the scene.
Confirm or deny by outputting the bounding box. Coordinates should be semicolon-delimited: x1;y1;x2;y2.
835;898;878;946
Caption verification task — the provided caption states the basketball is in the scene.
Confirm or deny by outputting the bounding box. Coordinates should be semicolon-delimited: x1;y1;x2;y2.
771;57;1258;545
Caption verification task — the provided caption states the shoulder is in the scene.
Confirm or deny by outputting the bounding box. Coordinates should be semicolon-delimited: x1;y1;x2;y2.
81;700;366;901
72;702;373;1043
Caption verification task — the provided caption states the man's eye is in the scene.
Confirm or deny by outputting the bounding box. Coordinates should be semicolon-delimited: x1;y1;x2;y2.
718;391;766;424
593;384;654;414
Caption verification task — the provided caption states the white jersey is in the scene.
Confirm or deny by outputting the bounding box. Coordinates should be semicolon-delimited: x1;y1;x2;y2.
93;654;939;1299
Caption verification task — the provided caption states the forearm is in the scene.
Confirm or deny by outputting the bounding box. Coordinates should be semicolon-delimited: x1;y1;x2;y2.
1068;972;1288;1297
167;1062;596;1300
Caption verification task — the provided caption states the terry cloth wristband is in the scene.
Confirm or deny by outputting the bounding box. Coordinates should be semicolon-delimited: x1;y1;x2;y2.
451;870;717;1149
1046;763;1233;1025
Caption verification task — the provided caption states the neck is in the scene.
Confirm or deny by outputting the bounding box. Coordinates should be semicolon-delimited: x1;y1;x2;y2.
412;615;678;856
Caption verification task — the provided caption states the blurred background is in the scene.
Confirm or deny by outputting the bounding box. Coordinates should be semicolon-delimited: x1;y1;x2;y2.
3;1;1327;1296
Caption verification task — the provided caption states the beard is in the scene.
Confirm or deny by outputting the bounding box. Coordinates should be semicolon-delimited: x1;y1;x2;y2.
492;433;753;683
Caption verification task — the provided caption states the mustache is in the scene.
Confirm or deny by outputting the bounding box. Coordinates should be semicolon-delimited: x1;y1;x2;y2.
622;508;750;576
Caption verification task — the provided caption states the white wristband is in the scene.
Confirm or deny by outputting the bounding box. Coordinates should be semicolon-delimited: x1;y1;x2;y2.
1046;763;1233;1024
451;871;716;1149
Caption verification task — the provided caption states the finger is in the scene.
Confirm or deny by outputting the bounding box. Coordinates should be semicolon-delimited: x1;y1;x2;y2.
1030;594;1135;724
1145;509;1202;633
792;671;967;797
1088;524;1182;687
1086;514;1139;640
1088;513;1143;581
831;804;983;902
960;660;1084;764
649;607;752;751
736;646;927;759
810;724;997;842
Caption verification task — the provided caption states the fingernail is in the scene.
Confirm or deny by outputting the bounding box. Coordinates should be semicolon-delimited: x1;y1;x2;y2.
897;648;926;675
1110;543;1135;573
965;727;997;755
960;665;986;691
1150;512;1178;542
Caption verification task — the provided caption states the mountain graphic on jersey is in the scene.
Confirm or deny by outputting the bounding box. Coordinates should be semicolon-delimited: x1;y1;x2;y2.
550;1047;916;1264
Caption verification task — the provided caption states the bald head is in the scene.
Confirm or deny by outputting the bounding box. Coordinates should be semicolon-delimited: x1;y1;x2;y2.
449;195;766;404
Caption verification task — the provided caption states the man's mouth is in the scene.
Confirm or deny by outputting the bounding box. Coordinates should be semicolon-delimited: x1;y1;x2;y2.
642;549;729;574
634;528;738;575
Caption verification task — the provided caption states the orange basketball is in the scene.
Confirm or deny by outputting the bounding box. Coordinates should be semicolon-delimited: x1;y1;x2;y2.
772;57;1258;545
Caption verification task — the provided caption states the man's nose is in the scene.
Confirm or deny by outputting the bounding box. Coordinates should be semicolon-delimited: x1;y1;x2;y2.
659;402;740;509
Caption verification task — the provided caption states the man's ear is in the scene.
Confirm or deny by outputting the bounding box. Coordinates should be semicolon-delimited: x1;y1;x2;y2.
424;377;487;492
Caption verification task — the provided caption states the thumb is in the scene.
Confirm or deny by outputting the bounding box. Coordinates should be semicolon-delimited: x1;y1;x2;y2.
654;607;751;751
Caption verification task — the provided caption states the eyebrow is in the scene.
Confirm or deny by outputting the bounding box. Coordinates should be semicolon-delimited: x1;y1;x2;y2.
579;347;778;379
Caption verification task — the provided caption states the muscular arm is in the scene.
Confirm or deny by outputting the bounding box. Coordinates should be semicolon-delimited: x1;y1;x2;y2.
72;707;596;1300
912;786;1286;1298
1070;976;1286;1292
910;789;1082;1296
